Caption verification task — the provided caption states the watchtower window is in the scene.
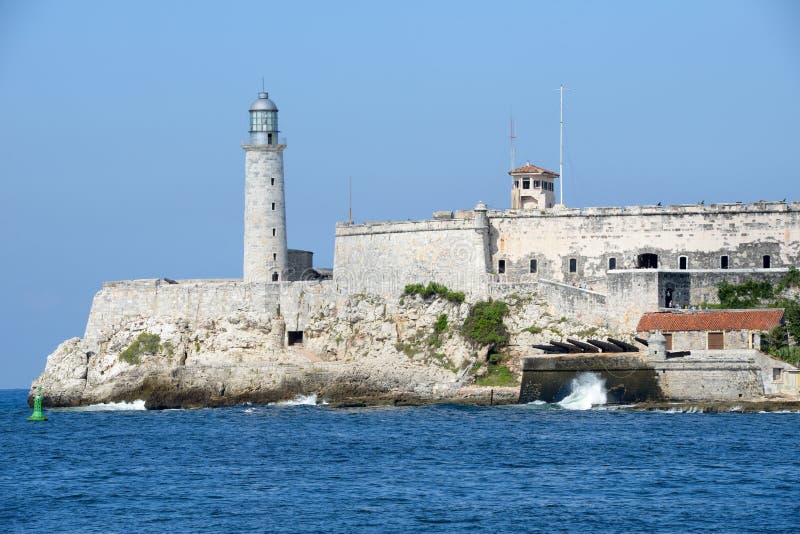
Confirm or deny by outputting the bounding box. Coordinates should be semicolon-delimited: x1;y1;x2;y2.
271;272;279;282
514;180;519;188
720;255;729;269
522;179;530;189
498;260;506;274
534;180;540;188
530;259;537;273
679;256;688;270
569;258;577;273
763;255;771;268
608;257;616;270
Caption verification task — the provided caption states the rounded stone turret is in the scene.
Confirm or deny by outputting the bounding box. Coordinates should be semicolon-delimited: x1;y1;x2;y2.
648;331;667;360
474;201;488;229
243;90;288;283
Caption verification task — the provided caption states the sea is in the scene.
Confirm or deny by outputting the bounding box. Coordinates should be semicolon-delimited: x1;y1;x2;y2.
1;381;799;533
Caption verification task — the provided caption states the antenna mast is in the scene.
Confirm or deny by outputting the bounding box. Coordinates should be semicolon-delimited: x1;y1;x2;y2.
510;115;516;172
348;176;353;224
559;84;564;206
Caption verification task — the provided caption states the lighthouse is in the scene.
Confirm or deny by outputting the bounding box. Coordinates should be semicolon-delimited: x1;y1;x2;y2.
243;91;288;282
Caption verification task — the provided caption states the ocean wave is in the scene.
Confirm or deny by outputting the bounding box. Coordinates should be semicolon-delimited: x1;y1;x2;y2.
56;400;147;411
557;372;608;410
270;394;320;406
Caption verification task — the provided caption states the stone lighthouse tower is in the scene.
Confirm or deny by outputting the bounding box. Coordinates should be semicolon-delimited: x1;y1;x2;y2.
243;91;288;282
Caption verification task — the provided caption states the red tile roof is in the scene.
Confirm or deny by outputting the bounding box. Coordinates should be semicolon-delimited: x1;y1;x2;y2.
509;164;559;176
637;310;784;332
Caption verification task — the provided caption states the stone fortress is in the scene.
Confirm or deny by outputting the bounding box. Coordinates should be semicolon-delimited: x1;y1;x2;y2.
32;91;800;408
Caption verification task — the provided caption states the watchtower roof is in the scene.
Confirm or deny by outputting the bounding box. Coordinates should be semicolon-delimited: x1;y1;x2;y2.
509;163;559;176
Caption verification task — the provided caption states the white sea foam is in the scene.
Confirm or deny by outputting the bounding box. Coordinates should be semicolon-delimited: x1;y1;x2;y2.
271;394;319;406
58;400;147;411
557;373;608;410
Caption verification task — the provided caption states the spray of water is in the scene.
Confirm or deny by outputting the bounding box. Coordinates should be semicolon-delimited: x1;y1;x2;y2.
557;373;608;410
270;394;318;406
57;400;147;411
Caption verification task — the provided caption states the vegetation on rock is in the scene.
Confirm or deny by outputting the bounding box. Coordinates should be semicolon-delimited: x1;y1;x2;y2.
476;363;516;387
119;332;163;365
462;300;509;348
402;282;465;304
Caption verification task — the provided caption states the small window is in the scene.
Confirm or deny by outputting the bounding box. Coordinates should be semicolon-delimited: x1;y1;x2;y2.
514;180;519;188
271;272;279;282
534;180;540;188
720;255;729;269
763;255;771;268
287;331;304;346
773;368;782;382
522;179;530;190
549;182;554;191
608;257;616;270
273;253;277;261
272;202;276;210
679;256;688;270
569;258;577;273
530;259;537;273
498;260;506;274
271;178;275;186
272;228;276;236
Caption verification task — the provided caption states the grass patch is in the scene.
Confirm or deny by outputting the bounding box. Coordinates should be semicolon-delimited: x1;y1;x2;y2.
403;282;465;304
119;332;162;365
395;341;421;358
434;314;448;335
573;327;599;339
476;364;517;387
522;325;543;335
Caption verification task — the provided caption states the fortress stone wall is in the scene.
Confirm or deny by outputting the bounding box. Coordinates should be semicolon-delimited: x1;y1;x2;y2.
83;278;336;350
333;217;491;297
490;201;800;287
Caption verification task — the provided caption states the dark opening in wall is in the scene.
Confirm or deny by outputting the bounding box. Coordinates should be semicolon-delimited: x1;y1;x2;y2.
287;331;304;346
608;257;616;270
569;258;577;273
530;259;537;273
522;179;530;189
637;253;658;269
679;256;688;270
271;272;279;282
272;228;276;236
498;260;506;274
271;178;275;186
720;255;729;269
763;255;771;268
272;202;276;210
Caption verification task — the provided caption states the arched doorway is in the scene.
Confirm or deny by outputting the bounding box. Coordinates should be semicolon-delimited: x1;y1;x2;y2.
637;253;658;269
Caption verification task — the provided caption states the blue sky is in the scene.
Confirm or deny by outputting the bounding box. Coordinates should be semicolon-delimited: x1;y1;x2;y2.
1;0;798;388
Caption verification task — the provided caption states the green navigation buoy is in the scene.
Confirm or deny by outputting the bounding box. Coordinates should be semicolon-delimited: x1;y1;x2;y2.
28;386;47;422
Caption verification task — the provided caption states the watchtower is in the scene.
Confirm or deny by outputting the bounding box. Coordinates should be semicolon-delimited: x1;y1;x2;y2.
243;91;288;282
509;162;558;210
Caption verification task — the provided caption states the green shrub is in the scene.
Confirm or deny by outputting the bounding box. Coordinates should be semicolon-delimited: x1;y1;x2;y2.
476;364;516;387
403;282;465;304
462;300;509;347
776;266;800;292
717;280;774;308
119;332;162;365
771;346;800;366
434;314;448;335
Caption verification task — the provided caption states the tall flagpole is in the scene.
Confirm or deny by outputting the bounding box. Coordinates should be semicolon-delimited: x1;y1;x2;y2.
510;115;516;172
559;84;564;206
